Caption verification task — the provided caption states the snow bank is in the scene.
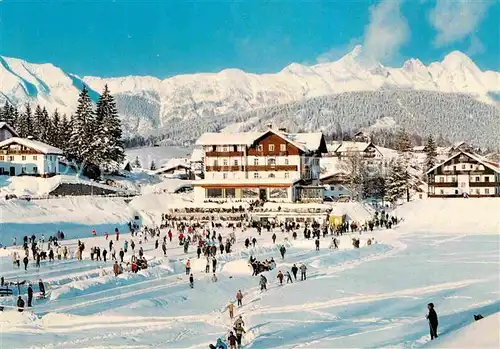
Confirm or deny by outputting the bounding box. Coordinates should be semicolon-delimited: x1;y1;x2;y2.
394;198;500;234
430;312;500;349
141;178;192;195
128;192;193;224
125;145;191;169
222;259;253;275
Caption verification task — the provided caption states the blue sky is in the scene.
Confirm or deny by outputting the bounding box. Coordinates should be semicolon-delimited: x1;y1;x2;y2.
0;0;498;78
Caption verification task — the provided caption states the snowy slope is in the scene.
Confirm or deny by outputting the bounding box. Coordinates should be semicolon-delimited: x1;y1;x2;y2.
1;46;499;139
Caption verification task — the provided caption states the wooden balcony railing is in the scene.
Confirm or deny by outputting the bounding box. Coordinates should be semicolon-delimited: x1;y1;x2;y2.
205;151;244;157
246;165;297;171
428;182;458;187
469;182;499;187
205;165;244;172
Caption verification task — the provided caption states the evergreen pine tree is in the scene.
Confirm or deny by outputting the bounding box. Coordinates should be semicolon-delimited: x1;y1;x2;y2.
60;114;72;154
95;85;125;171
396;128;412;153
385;157;410;204
424;134;438;172
68;86;97;164
49;109;62;146
16;104;34;138
41;107;52;143
33;105;45;140
150;160;157;171
133;156;141;168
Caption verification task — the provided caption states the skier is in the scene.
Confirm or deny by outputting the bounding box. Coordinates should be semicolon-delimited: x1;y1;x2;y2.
228;331;237;349
259;274;267;291
300;263;307;281
185;259;191;275
277;270;284;285
291;264;298;280
189;273;194;288
272;233;277;244
279;245;286;259
227;302;235;319
27;284;33;307
17;296;25;312
286;271;293;283
39;279;45;298
236;290;243;307
426;303;439;340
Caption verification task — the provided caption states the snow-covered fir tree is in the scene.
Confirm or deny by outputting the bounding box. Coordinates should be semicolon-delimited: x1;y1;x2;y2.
133;156;141;168
396;128;412;154
150;160;157;171
33;106;52;143
424;135;438;172
16;104;34;138
68;86;97;164
49;109;62;147
60;114;72;153
94;85;125;171
385;157;410;204
0;102;18;126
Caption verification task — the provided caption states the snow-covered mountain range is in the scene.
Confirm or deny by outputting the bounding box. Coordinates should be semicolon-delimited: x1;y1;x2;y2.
1;45;499;142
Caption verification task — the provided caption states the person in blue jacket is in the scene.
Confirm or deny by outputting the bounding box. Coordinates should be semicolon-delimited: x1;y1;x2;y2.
209;337;227;349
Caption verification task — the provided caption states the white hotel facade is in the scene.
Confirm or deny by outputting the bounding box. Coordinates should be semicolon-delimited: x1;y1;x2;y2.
193;128;328;204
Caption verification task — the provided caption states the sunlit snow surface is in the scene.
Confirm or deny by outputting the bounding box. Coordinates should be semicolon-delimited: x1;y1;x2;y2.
0;201;498;348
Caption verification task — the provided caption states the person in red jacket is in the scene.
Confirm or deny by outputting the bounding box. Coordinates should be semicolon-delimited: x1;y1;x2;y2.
227;331;237;349
115;228;120;241
236;290;243;307
168;230;172;241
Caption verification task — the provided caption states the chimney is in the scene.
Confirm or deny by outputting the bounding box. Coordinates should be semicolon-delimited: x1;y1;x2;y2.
278;127;287;133
266;123;272;129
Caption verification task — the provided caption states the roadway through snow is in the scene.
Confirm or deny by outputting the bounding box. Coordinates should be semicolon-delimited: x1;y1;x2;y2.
0;227;498;349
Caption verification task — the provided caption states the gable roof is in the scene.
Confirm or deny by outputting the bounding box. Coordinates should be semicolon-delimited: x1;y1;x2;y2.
426;150;500;175
334;141;381;155
0;122;19;137
195;129;325;153
0;137;63;155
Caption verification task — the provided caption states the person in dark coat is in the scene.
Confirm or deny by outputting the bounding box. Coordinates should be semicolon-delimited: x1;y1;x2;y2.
23;256;29;271
189;274;194;288
17;296;25;312
27;284;33;307
279;245;286;259
212;258;217;273
39;279;46;297
426;303;439;340
272;233;277;244
197;246;201;258
291;264;298;280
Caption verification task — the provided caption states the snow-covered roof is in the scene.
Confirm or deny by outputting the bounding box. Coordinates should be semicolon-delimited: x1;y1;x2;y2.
412;146;426;152
335;141;372;153
426;150;500;174
153;163;191;175
0;137;63;155
195;129;325;153
0;122;18;137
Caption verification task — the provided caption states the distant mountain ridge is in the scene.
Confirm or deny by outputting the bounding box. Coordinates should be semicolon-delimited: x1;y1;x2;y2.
0;46;499;144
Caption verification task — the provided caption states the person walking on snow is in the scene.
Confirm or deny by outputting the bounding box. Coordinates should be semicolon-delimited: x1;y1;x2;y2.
39;279;46;298
234;315;245;328
234;324;246;348
291;264;298;280
17;296;25;312
185;259;191;275
189;273;194;288
286;271;293;283
212;258;217;273
426;303;439;340
272;233;277;244
279;245;286;259
277;271;284;285
315;238;320;251
212;273;218;282
300;263;307;281
236;290;243;306
119;249;124;263
115;228;120;241
162;242;167;256
27;284;33;307
113;261;120;276
228;331;237;349
259;274;267;291
227;302;235;319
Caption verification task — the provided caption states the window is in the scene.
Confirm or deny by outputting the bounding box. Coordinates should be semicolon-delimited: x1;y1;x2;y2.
225;188;236;198
267;158;276;166
234;160;238;166
206;188;223;198
475;176;480;182
22;156;26;161
222;146;228;152
254;158;259;166
214;160;218;167
485;188;490;194
284;172;289;178
0;156;3;161
268;173;275;178
33;166;38;174
453;166;456;171
254;172;259;179
439;177;444;183
33;156;37;160
223;173;227;179
461;164;465;169
269;144;275;152
280;144;286;152
257;144;263;151
485;176;490;182
440;190;444;195
476;189;480;195
223;159;228;166
284;158;289;165
8;156;14;161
